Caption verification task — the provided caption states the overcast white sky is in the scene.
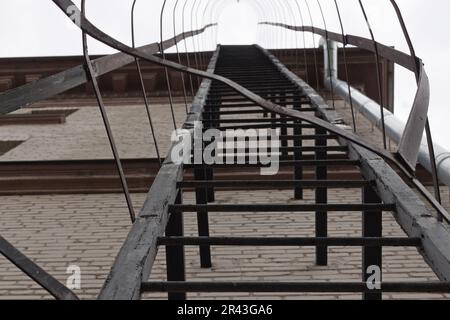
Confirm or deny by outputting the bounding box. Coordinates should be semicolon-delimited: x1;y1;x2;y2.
0;0;449;149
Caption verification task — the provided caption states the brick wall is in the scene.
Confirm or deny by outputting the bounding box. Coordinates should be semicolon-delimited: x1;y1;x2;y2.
0;103;186;161
1;190;448;300
0;97;449;299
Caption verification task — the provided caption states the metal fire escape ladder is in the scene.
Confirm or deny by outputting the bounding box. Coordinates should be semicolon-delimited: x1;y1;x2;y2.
100;45;450;300
0;0;446;301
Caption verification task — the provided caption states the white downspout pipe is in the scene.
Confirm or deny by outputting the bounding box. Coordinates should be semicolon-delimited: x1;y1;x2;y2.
320;38;450;188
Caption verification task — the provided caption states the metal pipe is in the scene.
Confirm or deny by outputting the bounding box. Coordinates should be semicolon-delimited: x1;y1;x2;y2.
389;0;442;207
322;39;450;189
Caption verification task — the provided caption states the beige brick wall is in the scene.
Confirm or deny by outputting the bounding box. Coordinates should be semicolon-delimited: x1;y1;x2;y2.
0;103;186;161
0;97;448;300
1;190;448;300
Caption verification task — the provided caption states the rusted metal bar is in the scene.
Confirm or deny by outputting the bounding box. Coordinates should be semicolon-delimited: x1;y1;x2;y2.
293;94;304;199
98;46;221;300
185;159;359;167
169;203;396;213
362;184;383;300
315;115;328;265
177;180;371;189
141;281;450;293
165;191;186;300
81;0;135;223
389;0;442;210
158;237;420;247
131;0;162;165
259;23;418;72
0;236;79;300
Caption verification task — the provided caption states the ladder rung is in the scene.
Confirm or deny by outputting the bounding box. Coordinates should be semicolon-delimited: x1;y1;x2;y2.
225;155;350;162
203;109;266;115
207;90;307;97
157;237;420;247
211;124;320;130
177;180;371;189
205;99;310;109
205;146;348;153
194;135;338;141
211;82;293;88
141;281;450;293
184;159;359;168
205;103;311;109
211;84;296;89
169;204;396;213
202;118;311;124
207;97;296;104
213;84;290;88
261;135;339;141
202;108;316;115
